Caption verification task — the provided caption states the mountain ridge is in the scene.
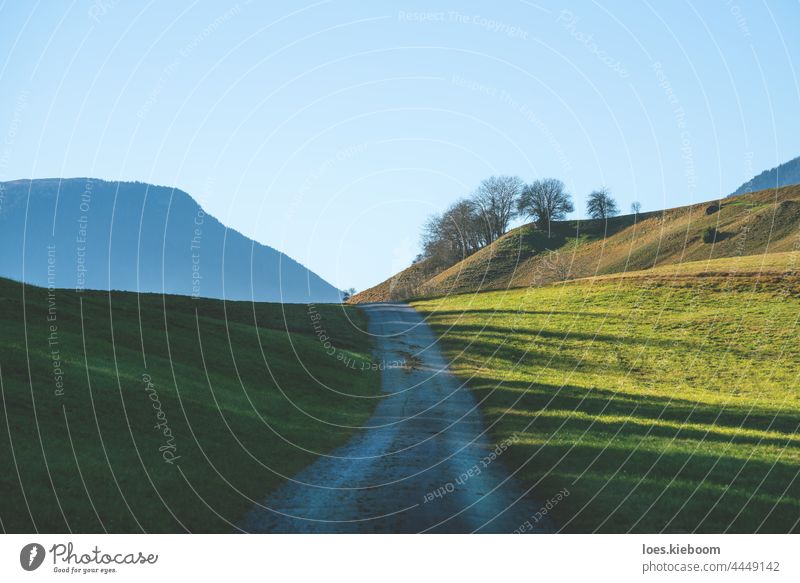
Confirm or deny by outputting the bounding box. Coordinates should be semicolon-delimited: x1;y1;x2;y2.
0;177;342;303
729;155;800;197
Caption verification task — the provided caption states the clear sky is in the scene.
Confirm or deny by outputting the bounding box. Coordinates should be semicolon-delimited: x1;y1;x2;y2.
1;1;799;291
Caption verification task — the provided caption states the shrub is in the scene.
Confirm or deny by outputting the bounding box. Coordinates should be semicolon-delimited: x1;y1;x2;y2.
705;204;720;215
702;226;718;243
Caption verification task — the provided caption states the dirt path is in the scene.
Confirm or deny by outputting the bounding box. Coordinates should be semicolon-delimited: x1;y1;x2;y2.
241;303;549;533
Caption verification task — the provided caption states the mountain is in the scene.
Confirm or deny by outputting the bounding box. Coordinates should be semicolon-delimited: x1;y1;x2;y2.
729;155;800;197
0;178;342;303
350;184;800;302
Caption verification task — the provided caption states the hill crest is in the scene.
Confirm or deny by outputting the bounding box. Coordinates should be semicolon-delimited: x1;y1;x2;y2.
350;184;800;303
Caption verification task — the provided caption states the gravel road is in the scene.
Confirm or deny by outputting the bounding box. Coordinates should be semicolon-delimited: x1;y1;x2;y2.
240;303;549;533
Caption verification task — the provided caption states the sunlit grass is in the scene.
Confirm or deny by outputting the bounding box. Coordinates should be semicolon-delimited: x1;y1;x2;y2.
412;260;800;532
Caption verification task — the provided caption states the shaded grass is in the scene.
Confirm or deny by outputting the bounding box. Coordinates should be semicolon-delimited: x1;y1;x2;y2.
411;264;800;533
0;278;379;532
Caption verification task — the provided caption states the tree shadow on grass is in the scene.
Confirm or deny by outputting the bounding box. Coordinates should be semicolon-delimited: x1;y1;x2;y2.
419;308;625;320
432;322;703;352
464;377;800;439
500;438;800;533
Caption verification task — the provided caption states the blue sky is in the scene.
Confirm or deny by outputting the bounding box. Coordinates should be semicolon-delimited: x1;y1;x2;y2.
1;0;799;291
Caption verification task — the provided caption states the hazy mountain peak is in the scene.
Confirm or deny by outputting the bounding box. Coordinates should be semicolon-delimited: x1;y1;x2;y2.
0;178;342;303
729;155;800;197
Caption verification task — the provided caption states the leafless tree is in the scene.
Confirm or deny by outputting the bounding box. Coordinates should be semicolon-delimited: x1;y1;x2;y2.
517;178;574;237
587;187;619;220
417;176;521;273
472;175;523;243
420;198;488;268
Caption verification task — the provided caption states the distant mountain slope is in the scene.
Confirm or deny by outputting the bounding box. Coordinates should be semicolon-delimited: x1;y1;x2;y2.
0;178;342;303
350;184;800;303
729;155;800;197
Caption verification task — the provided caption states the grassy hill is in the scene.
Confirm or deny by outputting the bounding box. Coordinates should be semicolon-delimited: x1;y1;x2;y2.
411;252;800;532
351;184;800;302
0;277;379;532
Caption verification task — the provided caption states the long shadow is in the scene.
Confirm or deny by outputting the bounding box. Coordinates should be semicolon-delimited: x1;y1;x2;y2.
463;376;800;436
505;441;800;498
434;336;603;373
498;408;798;449
432;322;702;352
418;308;625;319
500;438;800;532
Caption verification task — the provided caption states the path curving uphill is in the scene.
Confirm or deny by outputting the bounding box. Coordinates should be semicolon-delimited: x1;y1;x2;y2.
240;303;549;533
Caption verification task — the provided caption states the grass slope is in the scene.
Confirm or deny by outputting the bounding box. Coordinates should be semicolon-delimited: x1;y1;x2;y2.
353;184;800;302
0;277;379;533
411;253;800;533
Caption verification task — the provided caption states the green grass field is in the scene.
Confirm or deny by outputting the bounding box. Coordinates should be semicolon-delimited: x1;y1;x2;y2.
0;277;378;532
412;255;800;532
